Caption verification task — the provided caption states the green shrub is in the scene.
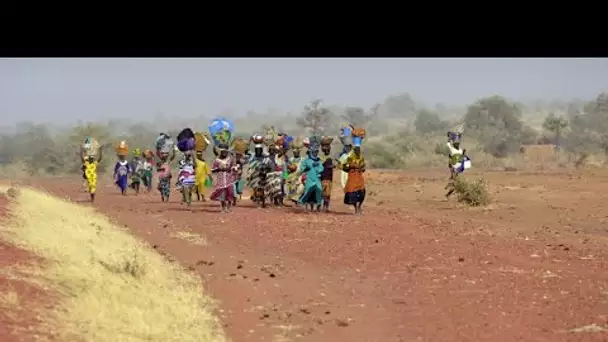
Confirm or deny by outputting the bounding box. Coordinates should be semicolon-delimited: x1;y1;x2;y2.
453;176;491;206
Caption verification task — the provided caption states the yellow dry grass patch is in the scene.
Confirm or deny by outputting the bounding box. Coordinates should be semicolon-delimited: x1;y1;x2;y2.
170;231;208;246
0;187;227;342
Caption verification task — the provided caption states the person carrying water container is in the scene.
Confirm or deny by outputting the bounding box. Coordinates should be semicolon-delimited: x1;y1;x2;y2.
445;131;469;199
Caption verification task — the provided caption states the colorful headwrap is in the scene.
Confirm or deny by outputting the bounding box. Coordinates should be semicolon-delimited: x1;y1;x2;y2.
133;148;142;157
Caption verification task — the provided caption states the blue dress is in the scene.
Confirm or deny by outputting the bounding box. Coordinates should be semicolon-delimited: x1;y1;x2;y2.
114;160;131;192
297;156;324;205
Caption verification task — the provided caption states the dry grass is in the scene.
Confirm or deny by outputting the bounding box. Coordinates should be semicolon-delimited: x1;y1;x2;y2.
0;186;226;342
171;231;208;246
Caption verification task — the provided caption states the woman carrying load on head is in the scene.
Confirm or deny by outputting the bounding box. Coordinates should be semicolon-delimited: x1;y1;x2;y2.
342;128;367;215
319;136;335;212
141;149;155;193
81;143;103;202
297;140;325;212
338;125;354;189
246;134;275;208
176;128;198;206
445;131;468;199
114;140;131;196
155;133;176;202
284;137;306;205
263;127;284;207
193;132;212;202
129;148;145;195
230;137;249;206
209;143;237;213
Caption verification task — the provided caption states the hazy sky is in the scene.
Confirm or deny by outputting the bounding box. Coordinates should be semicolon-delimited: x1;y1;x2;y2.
1;58;607;125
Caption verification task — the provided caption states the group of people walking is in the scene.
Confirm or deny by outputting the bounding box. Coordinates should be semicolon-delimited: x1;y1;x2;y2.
79;122;369;214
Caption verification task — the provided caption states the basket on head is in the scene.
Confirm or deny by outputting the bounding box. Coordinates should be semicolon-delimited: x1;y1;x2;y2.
231;137;248;155
115;140;129;157
194;132;211;152
320;136;334;146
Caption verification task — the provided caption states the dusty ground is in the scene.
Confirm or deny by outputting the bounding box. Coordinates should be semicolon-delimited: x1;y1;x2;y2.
3;168;608;341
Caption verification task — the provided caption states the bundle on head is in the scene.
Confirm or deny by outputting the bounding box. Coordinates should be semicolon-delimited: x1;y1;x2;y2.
176;128;196;152
282;135;294;151
302;137;311;149
264;126;279;147
143;149;154;159
448;131;462;143
82;137;100;159
155;133;175;160
320;136;334;146
208;117;235;146
115;140;129;157
289;136;304;152
339;124;355;146
231;137;248;155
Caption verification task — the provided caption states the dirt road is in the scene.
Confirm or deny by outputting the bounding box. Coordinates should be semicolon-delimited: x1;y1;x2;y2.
8;169;608;341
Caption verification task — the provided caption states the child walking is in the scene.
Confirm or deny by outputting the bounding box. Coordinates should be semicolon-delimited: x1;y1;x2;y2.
176;153;196;206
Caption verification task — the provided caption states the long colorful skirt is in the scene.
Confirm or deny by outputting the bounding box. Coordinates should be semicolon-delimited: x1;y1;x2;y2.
343;172;365;205
85;171;97;194
116;174;129;192
321;179;332;203
298;183;323;205
210;185;236;202
158;177;171;199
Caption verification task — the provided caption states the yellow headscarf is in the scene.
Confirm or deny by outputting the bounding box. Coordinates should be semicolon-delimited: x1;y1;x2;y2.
133;148;142;157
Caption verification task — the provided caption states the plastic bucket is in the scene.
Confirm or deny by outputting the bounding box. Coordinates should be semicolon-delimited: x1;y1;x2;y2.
352;136;362;146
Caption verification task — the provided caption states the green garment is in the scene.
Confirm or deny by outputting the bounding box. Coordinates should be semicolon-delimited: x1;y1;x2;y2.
297;157;324;205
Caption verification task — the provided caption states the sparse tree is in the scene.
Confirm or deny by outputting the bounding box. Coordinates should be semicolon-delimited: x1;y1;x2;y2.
414;109;448;134
542;113;568;146
464;95;529;158
340;106;376;128
296;99;333;135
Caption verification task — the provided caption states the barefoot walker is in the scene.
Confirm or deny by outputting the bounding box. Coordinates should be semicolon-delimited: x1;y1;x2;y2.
342;128;366;215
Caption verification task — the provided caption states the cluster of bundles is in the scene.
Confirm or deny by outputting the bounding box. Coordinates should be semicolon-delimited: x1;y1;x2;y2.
177;128;196;152
81;137;100;159
115;140;129;157
155;133;175;160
